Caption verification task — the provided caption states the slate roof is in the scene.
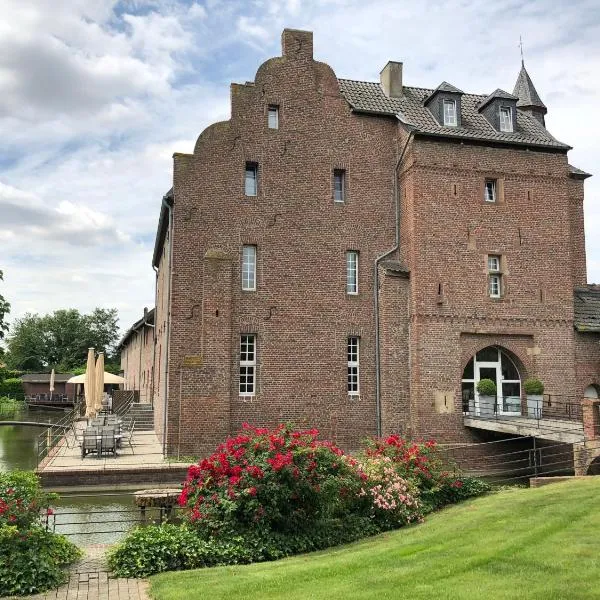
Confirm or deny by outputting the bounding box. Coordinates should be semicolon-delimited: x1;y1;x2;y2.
423;81;464;104
338;79;570;150
117;308;155;350
513;63;546;110
574;286;600;332
479;88;519;110
569;164;592;179
21;373;74;383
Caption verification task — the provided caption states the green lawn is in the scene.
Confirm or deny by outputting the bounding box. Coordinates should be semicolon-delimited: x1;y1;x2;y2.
150;479;600;600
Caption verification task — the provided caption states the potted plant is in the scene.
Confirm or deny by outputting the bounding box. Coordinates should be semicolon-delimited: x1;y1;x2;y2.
524;378;544;419
476;378;497;416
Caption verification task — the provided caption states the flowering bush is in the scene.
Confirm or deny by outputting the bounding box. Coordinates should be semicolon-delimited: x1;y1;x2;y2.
359;457;423;529
180;424;365;535
0;472;81;596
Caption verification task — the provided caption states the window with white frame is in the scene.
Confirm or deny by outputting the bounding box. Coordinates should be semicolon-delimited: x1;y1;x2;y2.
499;107;513;132
242;245;256;291
245;163;258;196
267;105;279;129
239;334;256;396
443;99;457;126
346;251;358;295
488;254;502;298
347;336;360;395
333;169;346;202
484;179;497;203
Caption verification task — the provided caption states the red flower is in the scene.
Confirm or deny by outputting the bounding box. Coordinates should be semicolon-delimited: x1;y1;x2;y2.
46;508;54;516
248;487;257;497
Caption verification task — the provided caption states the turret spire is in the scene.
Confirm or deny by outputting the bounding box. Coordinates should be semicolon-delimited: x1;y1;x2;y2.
513;61;547;126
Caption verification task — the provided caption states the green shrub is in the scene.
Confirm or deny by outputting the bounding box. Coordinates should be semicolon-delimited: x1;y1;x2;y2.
0;471;57;529
476;378;497;396
524;378;544;395
0;526;81;596
0;377;24;400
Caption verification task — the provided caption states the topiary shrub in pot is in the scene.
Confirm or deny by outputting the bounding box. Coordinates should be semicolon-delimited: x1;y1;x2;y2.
476;379;497;417
524;378;544;419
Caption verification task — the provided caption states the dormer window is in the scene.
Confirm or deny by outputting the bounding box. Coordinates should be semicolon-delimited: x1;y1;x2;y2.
499;107;513;132
443;100;457;126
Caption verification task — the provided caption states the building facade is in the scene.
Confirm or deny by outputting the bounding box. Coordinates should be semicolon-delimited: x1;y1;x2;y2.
146;29;598;459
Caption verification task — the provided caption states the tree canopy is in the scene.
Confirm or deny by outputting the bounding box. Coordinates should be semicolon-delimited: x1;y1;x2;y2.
5;308;120;372
0;270;9;342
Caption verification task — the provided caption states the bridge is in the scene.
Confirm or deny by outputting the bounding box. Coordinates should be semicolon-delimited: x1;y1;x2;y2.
464;395;600;475
0;421;71;428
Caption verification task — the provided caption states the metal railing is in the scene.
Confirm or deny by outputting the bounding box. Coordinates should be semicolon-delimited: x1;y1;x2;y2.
36;405;79;464
463;394;583;424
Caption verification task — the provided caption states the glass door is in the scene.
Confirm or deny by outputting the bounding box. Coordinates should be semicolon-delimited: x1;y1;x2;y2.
476;365;499;416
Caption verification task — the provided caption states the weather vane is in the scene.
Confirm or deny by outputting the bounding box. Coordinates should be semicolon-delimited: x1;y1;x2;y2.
519;35;525;65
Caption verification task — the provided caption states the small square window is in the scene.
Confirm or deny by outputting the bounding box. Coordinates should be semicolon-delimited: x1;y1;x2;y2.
488;255;500;272
484;179;497;203
499;107;513;132
268;105;279;129
245;163;258;197
333;169;345;203
443;99;457;126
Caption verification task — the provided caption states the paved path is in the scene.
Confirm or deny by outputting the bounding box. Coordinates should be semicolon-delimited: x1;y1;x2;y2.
17;546;150;600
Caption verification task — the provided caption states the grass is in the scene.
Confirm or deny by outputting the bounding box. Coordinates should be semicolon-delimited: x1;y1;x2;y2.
149;478;600;600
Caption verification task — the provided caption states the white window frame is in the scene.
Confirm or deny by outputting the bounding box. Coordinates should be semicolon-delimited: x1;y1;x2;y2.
242;245;256;291
488;255;502;298
484;179;497;203
267;105;279;129
499;107;513;132
333;169;345;203
239;334;256;396
347;336;360;396
245;163;257;197
346;251;358;295
443;99;457;126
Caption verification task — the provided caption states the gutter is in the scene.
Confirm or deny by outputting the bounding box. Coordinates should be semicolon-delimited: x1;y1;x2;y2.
373;127;414;438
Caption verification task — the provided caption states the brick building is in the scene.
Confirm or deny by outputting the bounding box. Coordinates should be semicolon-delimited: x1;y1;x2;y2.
144;29;599;461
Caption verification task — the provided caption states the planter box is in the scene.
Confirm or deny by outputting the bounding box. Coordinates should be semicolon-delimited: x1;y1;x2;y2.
479;395;496;417
527;394;543;419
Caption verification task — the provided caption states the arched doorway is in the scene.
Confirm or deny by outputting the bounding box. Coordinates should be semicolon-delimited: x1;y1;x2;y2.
584;385;599;399
462;346;522;416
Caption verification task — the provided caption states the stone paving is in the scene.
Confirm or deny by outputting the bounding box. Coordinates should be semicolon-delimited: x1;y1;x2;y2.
17;546;150;600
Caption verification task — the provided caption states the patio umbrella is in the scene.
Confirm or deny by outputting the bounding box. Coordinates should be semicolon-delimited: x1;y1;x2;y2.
95;352;105;413
84;348;96;417
49;368;55;400
67;372;125;384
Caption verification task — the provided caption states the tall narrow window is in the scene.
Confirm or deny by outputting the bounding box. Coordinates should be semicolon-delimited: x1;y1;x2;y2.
245;162;258;196
333;169;345;203
499;107;513;132
347;337;360;395
443;99;457;126
267;105;279;129
484;179;497;203
488;255;502;298
239;334;256;396
346;251;358;295
242;245;256;291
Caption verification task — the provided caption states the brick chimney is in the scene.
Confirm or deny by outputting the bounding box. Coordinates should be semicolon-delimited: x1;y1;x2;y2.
282;29;313;60
380;61;403;98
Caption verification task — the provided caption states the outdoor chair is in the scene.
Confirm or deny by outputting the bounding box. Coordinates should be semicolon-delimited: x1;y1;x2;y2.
100;431;117;458
81;427;100;459
122;420;135;454
90;417;105;428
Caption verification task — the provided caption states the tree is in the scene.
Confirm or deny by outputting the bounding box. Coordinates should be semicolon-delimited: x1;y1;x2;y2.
5;308;120;371
0;270;9;342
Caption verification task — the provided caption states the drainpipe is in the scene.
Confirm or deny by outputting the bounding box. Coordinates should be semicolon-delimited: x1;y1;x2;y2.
161;196;174;456
374;128;414;438
151;267;159;410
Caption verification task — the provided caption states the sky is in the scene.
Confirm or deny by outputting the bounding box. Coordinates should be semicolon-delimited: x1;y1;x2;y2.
1;0;599;338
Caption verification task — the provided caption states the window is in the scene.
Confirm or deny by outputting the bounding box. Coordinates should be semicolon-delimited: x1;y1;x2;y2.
333;169;345;202
346;251;358;295
347;337;360;395
484;179;497;203
443;99;457;126
245;163;258;196
239;334;256;396
242;245;256;291
499;107;513;132
488;254;502;298
267;105;279;129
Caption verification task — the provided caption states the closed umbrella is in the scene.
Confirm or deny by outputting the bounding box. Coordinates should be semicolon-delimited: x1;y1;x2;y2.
95;352;105;413
49;368;55;400
84;348;96;417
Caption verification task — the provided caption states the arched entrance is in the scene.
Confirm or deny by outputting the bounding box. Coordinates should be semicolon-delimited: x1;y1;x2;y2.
462;346;522;416
584;384;599;399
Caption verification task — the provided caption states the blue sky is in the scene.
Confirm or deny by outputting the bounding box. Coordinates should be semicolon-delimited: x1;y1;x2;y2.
1;0;599;336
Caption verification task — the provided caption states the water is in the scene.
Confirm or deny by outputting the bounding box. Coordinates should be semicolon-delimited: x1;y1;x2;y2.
0;407;161;544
